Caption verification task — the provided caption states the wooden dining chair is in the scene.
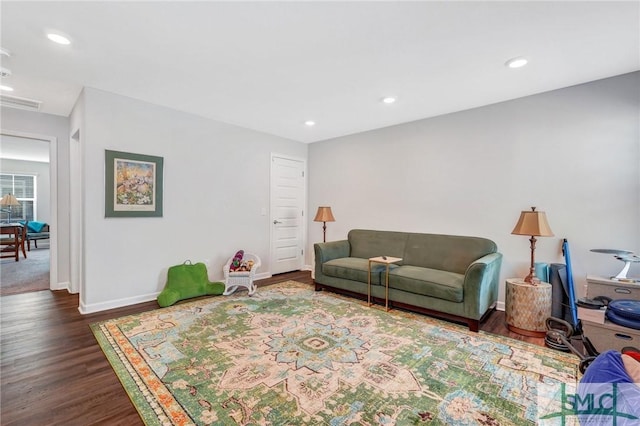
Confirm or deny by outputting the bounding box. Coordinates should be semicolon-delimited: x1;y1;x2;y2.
17;223;27;259
0;225;20;262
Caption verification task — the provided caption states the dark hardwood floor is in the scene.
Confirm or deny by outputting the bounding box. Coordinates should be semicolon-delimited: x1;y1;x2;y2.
0;271;544;425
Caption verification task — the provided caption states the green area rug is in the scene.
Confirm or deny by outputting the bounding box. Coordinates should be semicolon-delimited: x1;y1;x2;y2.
91;281;579;425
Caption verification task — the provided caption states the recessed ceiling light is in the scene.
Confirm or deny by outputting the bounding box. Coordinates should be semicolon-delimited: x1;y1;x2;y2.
382;96;397;104
505;57;528;69
304;120;316;127
0;85;14;92
47;33;71;45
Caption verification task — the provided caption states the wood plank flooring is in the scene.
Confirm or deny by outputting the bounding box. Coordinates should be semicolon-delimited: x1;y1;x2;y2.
0;271;545;425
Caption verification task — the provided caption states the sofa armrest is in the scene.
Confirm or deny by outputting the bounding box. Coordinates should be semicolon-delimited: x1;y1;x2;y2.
314;240;350;279
462;252;503;319
314;240;350;263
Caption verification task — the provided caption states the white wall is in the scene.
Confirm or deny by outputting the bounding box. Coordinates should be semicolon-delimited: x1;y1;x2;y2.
79;88;307;312
308;72;640;305
0;107;70;287
3;72;638;313
0;158;50;222
69;90;85;295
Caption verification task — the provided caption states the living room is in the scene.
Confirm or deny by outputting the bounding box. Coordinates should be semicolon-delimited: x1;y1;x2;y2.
1;2;639;424
1;1;637;316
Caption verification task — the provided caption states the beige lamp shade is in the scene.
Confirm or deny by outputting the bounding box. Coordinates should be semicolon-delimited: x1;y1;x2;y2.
0;193;20;207
511;207;554;237
313;206;335;223
511;206;554;284
314;206;335;243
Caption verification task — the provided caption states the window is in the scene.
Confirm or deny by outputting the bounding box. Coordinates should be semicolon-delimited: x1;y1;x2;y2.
0;173;36;222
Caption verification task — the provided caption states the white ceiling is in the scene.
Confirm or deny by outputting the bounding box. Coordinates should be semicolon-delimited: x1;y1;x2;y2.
1;1;638;143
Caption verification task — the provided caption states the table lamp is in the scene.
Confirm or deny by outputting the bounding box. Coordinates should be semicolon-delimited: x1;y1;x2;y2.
313;206;335;243
0;193;20;223
511;206;554;284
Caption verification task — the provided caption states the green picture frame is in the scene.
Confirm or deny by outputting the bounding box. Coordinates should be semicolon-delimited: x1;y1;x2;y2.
105;150;163;218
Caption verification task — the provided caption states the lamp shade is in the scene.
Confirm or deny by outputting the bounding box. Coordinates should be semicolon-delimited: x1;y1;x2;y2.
313;206;335;222
0;193;20;207
511;207;554;237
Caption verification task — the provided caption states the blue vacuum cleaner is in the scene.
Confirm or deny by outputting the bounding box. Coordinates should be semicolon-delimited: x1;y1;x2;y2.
563;239;580;330
545;239;599;373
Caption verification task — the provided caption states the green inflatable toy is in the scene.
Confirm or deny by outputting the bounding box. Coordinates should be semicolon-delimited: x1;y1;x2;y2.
157;260;224;307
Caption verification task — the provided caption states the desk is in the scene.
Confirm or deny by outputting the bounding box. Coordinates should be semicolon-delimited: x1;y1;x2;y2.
505;278;552;337
1;224;21;261
368;256;402;311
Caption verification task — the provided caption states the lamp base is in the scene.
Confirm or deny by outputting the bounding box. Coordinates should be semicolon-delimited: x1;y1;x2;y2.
523;236;540;285
523;270;540;285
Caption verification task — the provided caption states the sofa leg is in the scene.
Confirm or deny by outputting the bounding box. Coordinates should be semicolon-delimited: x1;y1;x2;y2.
27;240;31;251
314;283;323;292
468;320;480;332
34;240;38;249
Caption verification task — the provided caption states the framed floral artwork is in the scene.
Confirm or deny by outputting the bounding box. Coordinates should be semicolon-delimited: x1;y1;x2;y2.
105;150;163;217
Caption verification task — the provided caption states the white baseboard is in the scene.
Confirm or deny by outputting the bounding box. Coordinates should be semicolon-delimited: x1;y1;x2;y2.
79;292;160;314
78;269;311;314
51;281;71;292
496;301;505;311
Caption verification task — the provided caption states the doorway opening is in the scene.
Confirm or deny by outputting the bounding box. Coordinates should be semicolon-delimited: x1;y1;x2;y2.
0;131;57;295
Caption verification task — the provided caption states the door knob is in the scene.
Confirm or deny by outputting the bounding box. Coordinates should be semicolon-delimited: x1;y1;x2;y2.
273;220;282;224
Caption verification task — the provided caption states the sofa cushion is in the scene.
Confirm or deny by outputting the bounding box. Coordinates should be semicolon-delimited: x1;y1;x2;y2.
403;233;497;274
322;257;389;285
348;229;407;262
388;265;464;302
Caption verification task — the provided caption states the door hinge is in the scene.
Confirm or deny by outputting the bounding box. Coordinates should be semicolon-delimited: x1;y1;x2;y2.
301;171;304;177
301;249;304;255
301;210;304;217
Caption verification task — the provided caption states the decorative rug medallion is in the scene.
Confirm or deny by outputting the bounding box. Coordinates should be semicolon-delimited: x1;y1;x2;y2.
91;281;579;425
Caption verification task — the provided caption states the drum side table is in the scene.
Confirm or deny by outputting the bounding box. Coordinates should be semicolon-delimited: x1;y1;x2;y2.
505;278;552;337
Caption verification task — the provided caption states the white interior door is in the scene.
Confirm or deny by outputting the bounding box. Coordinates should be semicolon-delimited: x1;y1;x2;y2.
270;155;305;275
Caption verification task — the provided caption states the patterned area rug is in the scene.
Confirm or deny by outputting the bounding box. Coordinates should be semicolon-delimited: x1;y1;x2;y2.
91;281;579;425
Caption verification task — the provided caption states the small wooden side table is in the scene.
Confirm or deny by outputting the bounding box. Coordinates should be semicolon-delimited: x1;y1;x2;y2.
368;256;402;311
505;278;552;337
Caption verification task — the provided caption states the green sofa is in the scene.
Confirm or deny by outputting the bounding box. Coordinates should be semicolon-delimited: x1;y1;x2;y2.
314;229;503;331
